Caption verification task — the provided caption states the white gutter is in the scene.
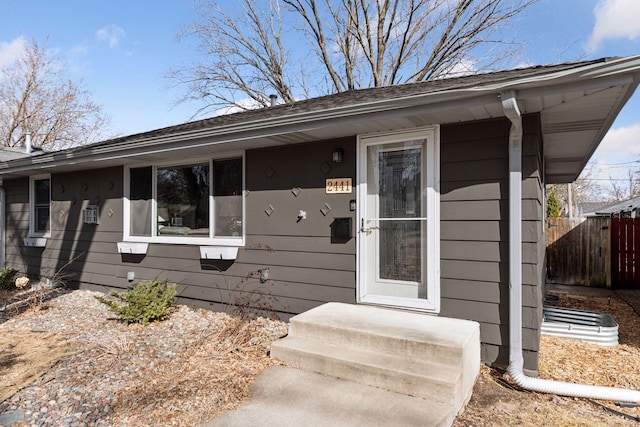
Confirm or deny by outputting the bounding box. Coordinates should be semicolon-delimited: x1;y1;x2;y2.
503;90;640;403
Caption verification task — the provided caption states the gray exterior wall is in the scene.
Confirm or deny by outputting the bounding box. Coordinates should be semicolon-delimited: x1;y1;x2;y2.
4;138;357;317
439;115;544;372
3;118;544;372
5;168;125;290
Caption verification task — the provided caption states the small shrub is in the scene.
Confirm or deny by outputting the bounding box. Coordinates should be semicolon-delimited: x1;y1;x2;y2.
95;280;177;325
0;268;19;290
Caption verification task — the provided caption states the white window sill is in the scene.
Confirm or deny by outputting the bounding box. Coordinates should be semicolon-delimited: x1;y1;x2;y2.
117;242;149;255
199;246;239;260
117;241;241;259
123;236;244;246
23;237;48;247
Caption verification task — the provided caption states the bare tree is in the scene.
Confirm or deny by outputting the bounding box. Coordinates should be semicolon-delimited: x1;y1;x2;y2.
172;0;537;115
546;162;607;217
609;168;640;202
0;37;109;151
172;0;294;114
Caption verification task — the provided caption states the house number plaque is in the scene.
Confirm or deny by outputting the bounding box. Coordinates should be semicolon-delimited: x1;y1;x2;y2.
326;178;352;194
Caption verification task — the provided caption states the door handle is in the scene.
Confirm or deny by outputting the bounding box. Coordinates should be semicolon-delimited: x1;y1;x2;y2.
360;218;378;235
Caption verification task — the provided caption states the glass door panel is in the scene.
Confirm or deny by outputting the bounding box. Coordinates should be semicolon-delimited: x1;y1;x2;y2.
363;141;427;300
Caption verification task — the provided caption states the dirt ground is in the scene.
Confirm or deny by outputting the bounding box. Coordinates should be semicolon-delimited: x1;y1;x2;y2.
454;366;638;426
455;292;640;426
2;288;640;426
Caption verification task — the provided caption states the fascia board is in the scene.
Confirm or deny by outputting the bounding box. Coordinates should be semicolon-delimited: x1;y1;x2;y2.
575;74;640;177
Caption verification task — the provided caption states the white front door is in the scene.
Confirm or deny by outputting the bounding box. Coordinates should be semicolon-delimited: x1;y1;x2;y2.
357;127;439;312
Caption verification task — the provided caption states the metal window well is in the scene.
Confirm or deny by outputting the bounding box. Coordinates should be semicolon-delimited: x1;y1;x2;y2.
541;305;619;347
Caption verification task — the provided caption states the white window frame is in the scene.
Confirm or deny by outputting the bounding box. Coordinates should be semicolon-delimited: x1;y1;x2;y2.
29;173;51;238
356;126;440;313
123;152;245;246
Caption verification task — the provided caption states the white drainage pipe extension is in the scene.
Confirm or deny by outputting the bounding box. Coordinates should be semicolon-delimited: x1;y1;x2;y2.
502;90;640;403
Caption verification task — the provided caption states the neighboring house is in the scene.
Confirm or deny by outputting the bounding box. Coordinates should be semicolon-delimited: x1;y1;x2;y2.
1;57;639;374
0;147;39;162
582;196;640;218
576;201;613;218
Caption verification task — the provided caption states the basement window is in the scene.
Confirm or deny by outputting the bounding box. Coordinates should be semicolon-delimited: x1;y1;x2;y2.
123;154;244;246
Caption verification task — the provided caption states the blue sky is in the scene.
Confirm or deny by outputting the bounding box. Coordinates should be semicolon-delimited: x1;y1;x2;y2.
0;0;201;135
1;0;640;191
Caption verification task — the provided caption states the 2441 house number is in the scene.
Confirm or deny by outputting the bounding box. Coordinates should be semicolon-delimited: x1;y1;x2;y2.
326;178;352;194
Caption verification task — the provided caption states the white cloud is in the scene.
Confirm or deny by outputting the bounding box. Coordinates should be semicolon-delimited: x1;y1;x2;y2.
586;0;640;52
70;43;90;57
438;58;477;79
514;61;534;69
0;37;27;69
214;97;272;116
596;123;640;158
96;24;126;48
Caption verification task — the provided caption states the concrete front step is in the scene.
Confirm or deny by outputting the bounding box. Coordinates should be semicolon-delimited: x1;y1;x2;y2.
285;302;476;364
272;335;462;404
270;302;480;419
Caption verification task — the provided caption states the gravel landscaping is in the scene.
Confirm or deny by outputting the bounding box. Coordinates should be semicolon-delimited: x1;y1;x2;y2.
0;289;287;426
2;287;640;426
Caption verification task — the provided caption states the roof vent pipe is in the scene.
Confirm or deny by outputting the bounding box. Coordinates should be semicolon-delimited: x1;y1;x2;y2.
269;94;277;107
25;132;32;154
502;90;640;403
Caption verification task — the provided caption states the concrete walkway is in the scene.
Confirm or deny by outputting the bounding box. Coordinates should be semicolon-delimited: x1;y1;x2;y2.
203;365;449;427
546;283;615;298
616;290;640;316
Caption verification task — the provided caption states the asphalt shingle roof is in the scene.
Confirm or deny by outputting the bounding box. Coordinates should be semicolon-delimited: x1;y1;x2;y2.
592;196;640;215
65;58;608;155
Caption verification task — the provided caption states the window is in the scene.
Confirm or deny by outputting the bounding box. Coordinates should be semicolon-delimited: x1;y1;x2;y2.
30;174;51;237
124;156;244;245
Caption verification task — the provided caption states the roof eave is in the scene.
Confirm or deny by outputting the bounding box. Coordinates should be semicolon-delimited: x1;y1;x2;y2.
2;56;640;177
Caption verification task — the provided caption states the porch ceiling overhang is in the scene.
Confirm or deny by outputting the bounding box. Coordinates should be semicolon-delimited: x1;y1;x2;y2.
1;57;639;183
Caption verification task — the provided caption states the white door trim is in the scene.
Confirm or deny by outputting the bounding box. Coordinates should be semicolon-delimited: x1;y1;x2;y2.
356;126;440;312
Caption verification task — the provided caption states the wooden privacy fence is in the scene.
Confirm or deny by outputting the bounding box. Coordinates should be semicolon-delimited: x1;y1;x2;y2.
545;217;611;287
611;217;640;288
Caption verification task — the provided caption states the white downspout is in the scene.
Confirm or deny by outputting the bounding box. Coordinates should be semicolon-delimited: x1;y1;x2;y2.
502;90;640;403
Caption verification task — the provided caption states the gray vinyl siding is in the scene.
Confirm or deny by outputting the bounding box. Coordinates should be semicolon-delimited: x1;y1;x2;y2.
2;120;544;372
5;177;30;275
439;115;544;373
5;168;124;287
5;138;357;318
242;137;357;313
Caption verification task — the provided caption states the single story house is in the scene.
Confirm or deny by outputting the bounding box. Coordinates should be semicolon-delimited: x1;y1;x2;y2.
1;56;639;374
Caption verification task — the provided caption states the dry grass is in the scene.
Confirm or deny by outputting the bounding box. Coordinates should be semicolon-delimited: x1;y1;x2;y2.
106;316;285;426
0;331;70;402
6;289;640;426
539;293;640;415
0;290;287;426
